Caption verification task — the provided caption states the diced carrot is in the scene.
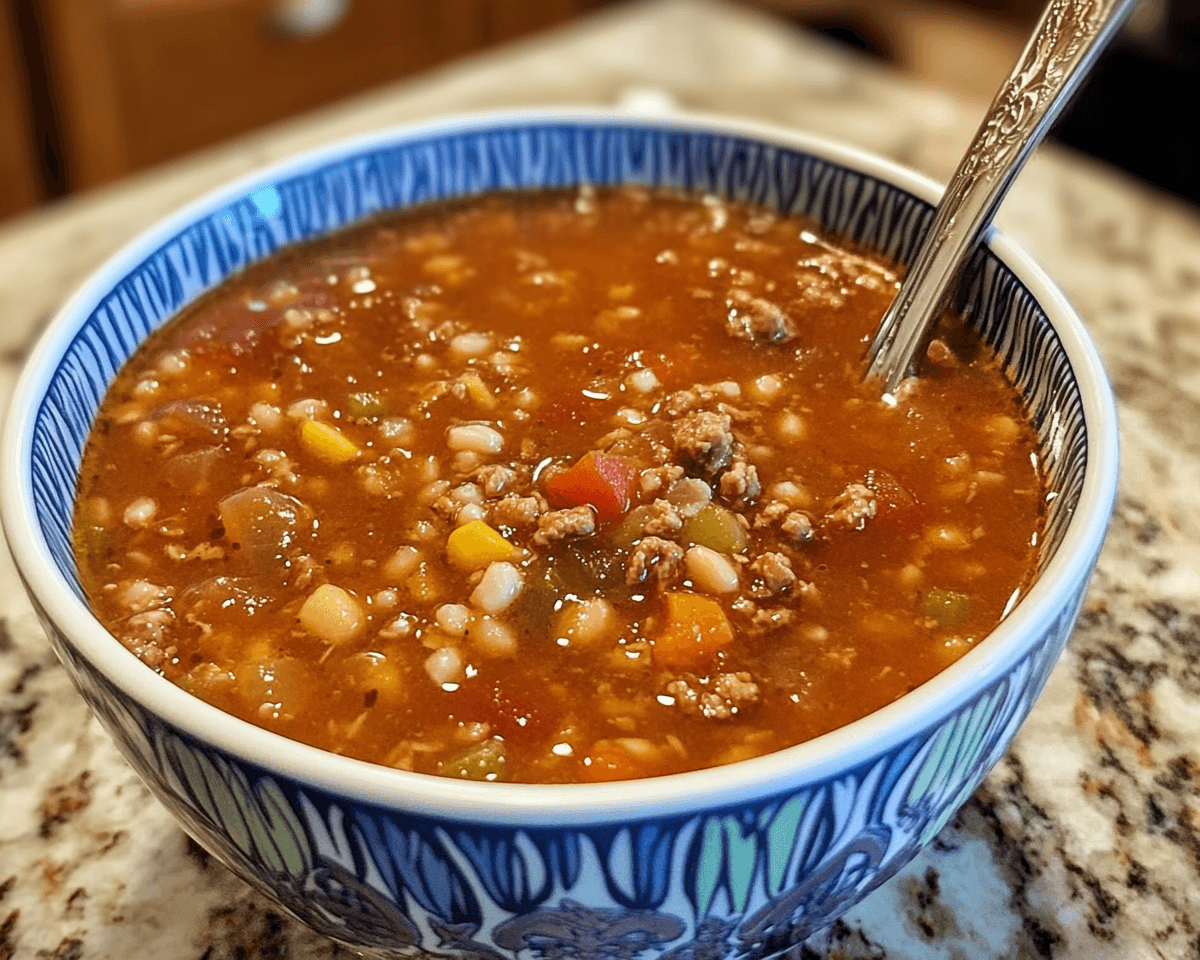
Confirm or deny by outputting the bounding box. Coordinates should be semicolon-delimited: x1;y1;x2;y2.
542;451;637;525
652;592;734;670
579;738;657;782
446;520;520;570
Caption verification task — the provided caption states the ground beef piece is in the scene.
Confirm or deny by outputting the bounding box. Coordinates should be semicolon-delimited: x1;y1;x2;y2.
404;519;440;543
127;637;172;670
753;501;789;527
122;608;175;648
827;483;877;531
491;494;544;529
750;606;796;634
717;402;755;425
749;551;797;598
751;500;813;545
666;672;761;719
719;458;760;503
640;464;686;496
713;671;760;706
626;537;684;590
665;389;703;417
357;462;403;497
926;337;957;368
665;477;712;518
893;377;920;402
474;464;519;498
781;511;814;545
116;579;172;614
753;501;811;540
641;500;684;537
534;506;596;545
724;288;796;344
595;426;634;452
728;597;796;636
288;554;321;590
673;410;734;474
165;541;226;563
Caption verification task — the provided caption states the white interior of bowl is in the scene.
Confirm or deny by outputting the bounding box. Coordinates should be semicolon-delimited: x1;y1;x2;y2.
1;109;1119;826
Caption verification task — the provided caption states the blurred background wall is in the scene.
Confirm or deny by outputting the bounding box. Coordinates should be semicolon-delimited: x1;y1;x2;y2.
0;0;1189;224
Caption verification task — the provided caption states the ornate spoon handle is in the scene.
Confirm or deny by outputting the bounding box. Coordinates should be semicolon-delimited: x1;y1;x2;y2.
865;0;1139;394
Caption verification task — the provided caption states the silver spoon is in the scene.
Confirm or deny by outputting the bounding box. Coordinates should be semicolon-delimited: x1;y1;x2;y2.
865;0;1139;395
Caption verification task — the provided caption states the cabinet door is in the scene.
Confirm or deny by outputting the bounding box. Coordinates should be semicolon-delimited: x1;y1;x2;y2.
39;0;586;191
1;0;42;217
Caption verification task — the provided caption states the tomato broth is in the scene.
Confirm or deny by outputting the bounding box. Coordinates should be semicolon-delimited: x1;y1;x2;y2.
74;188;1044;782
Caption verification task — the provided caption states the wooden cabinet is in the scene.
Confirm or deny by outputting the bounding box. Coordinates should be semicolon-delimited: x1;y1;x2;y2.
5;0;601;211
1;0;42;218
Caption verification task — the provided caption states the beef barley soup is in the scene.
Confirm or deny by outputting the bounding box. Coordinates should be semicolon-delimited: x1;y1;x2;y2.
73;187;1045;783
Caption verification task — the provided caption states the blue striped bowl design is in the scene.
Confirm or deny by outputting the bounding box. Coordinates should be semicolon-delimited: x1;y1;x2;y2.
2;111;1118;957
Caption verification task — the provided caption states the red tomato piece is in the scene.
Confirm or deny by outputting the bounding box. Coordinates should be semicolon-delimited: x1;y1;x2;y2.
446;677;550;747
543;451;638;525
651;592;735;671
865;468;927;533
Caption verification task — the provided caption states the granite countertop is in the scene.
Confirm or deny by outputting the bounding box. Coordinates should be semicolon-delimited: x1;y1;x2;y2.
2;1;1199;957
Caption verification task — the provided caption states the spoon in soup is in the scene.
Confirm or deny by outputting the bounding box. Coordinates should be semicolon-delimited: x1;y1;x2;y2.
864;0;1139;395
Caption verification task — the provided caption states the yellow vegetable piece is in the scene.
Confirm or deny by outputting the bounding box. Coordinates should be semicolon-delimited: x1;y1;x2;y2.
460;370;496;409
653;592;734;670
300;419;360;464
298;583;364;644
446;520;520;570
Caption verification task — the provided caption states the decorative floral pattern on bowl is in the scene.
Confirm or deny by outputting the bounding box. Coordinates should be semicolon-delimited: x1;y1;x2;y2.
3;111;1118;958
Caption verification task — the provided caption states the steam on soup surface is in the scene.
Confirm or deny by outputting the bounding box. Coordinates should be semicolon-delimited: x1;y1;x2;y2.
74;187;1044;783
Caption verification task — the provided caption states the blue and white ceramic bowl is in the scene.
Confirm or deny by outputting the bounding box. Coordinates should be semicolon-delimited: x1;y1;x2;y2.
1;110;1118;957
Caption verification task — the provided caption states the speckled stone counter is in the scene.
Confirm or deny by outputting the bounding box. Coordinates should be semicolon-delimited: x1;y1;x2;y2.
2;2;1198;957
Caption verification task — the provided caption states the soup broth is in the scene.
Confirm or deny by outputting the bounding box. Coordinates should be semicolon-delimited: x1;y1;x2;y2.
73;188;1044;783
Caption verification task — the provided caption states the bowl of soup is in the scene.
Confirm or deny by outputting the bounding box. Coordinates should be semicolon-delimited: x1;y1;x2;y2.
1;110;1117;956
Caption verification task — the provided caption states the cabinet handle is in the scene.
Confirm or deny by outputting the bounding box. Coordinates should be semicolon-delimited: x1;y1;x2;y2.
272;0;350;38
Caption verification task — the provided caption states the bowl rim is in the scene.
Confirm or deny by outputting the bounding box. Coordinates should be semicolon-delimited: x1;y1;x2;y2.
1;107;1119;826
